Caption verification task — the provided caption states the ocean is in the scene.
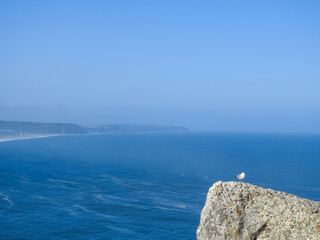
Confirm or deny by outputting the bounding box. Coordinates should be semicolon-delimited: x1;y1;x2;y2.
0;133;319;239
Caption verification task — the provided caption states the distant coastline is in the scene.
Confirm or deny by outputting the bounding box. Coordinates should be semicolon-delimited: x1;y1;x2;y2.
0;120;188;143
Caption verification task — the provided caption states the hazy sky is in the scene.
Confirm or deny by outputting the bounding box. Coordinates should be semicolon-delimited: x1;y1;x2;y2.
0;0;319;132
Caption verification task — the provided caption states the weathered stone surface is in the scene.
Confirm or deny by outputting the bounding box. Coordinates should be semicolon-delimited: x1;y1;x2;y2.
197;181;320;240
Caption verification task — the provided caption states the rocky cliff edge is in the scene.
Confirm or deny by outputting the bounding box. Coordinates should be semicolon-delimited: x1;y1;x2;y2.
197;181;320;240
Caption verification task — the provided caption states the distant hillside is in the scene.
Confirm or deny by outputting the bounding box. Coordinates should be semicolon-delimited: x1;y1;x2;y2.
0;121;188;139
85;124;189;134
0;120;87;137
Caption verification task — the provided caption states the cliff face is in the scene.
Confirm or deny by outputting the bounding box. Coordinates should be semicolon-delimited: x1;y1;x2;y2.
197;181;320;240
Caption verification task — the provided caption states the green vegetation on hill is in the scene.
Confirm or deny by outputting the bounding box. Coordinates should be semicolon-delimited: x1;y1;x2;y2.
0;120;87;137
0;121;188;138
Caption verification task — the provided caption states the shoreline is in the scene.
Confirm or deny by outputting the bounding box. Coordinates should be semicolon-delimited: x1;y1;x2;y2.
0;134;65;143
0;131;187;143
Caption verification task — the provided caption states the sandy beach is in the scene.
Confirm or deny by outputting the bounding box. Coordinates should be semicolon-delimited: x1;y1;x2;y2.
0;134;64;143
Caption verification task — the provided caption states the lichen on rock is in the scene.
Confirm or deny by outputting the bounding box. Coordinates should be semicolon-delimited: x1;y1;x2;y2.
197;181;320;240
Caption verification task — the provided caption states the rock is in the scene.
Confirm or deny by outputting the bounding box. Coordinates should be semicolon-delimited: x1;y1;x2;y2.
197;181;320;240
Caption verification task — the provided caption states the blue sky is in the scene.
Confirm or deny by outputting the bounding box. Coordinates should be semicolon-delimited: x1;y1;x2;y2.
0;0;319;132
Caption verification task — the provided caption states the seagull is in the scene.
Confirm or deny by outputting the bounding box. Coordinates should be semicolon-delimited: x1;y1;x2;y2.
235;172;246;182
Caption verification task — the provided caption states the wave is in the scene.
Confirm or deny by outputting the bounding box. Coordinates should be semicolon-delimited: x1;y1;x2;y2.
17;176;31;184
72;204;116;219
47;179;77;185
147;196;188;213
107;225;135;234
0;192;14;211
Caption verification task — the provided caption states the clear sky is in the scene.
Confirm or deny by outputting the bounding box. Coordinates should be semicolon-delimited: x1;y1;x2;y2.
0;0;319;133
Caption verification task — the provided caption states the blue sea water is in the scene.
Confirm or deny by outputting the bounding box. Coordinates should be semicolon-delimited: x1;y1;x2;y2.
0;133;319;240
